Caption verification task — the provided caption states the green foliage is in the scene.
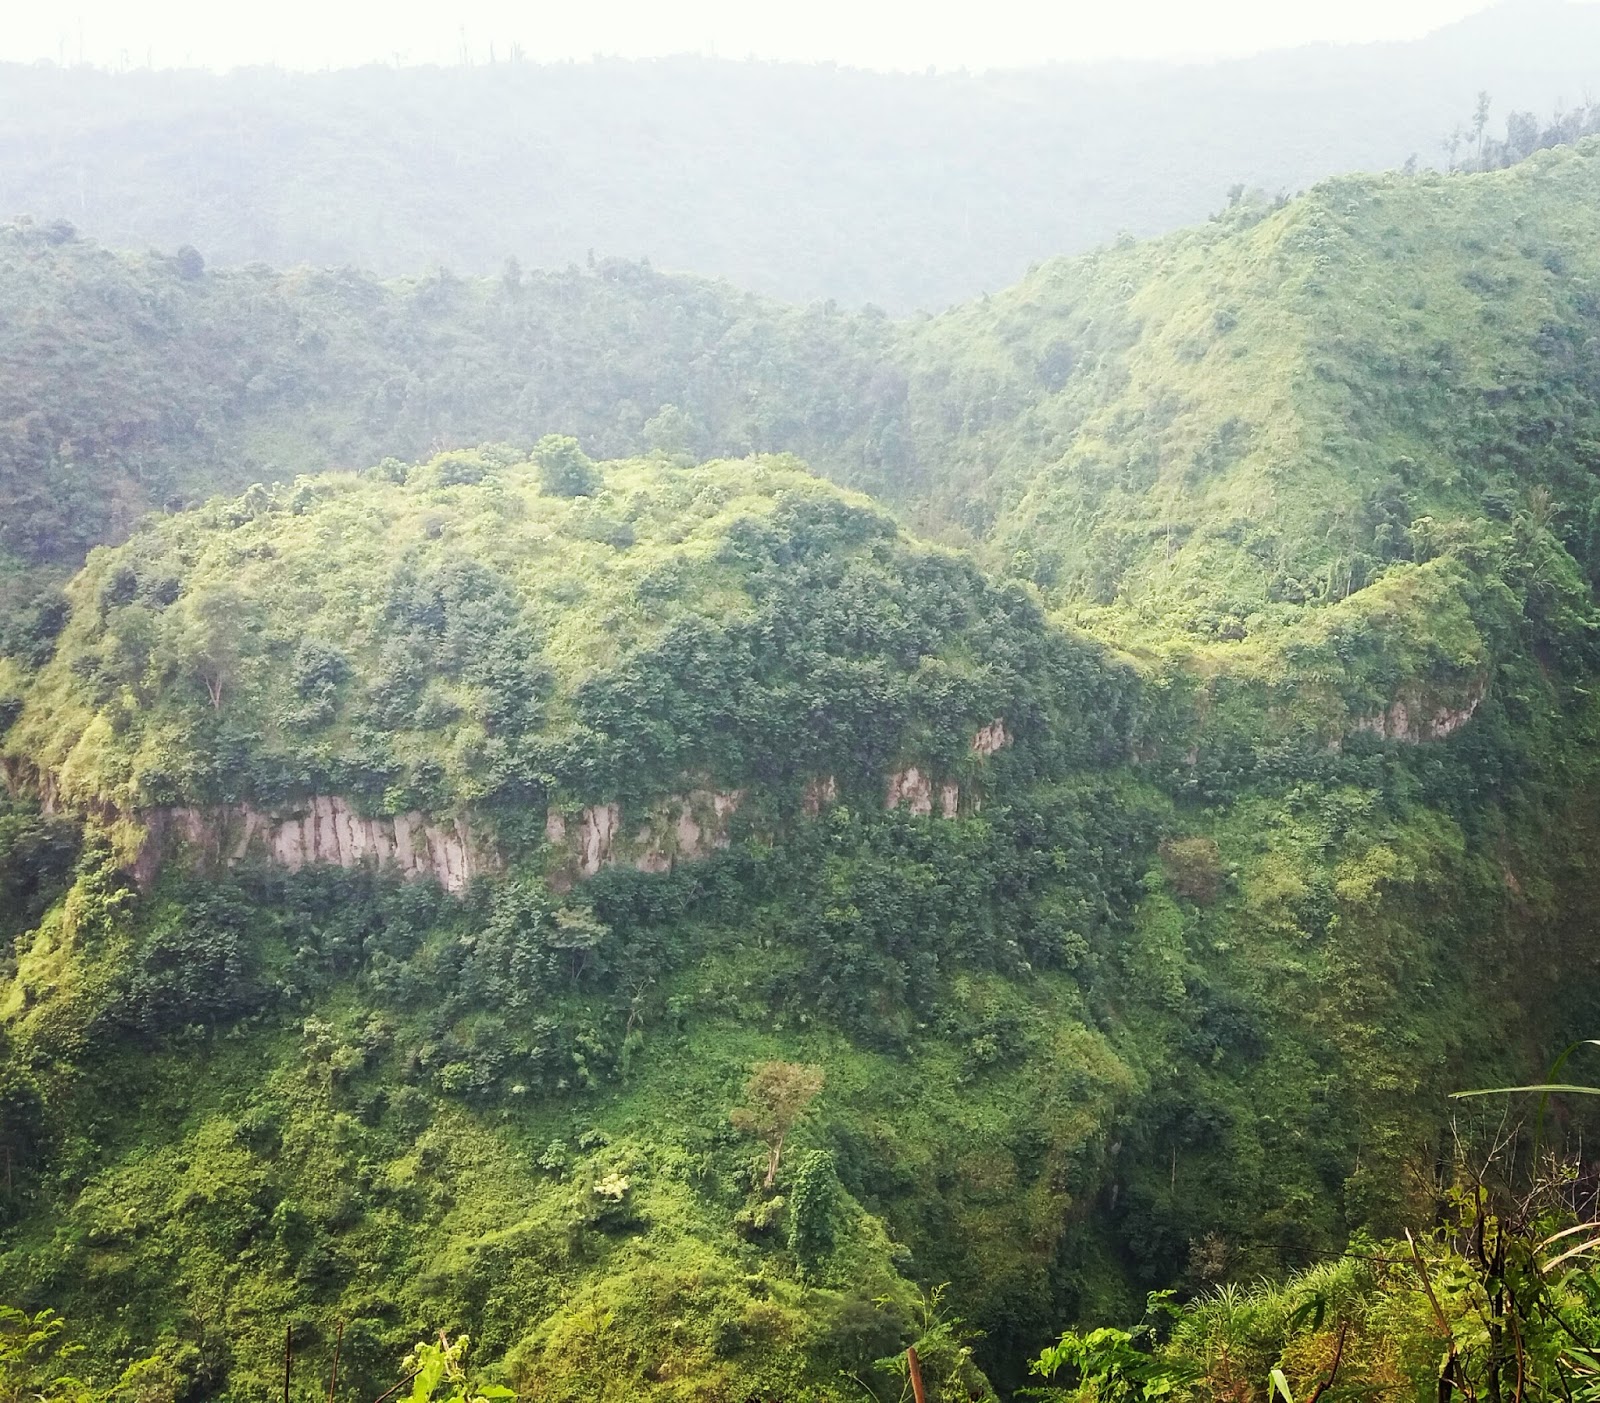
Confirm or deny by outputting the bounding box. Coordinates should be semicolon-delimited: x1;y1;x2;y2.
6;452;1137;821
116;886;261;1035
11;134;1600;1403
1036;1132;1600;1403
731;1060;825;1189
534;435;600;498
785;1148;842;1265
1027;1296;1193;1403
6;21;1599;313
0;1308;91;1403
399;1333;512;1403
0;221;902;576
0;799;78;942
874;1283;997;1402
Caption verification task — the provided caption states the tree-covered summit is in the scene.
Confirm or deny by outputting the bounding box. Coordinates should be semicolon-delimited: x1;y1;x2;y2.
6;446;1131;843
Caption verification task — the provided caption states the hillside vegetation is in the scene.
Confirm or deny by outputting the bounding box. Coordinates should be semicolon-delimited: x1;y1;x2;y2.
5;141;1600;1401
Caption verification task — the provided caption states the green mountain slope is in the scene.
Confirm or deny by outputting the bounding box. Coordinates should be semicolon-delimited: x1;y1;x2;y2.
6;144;1600;1400
0;454;1157;1399
13;136;1600;629
895;142;1600;641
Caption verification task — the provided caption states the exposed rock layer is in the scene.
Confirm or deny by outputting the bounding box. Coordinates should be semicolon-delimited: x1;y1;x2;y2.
130;719;1017;892
1352;683;1486;743
136;797;495;893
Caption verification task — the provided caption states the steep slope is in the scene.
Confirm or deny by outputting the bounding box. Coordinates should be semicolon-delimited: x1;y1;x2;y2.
11;137;1600;614
0;453;1157;1399
883;141;1600;634
6;437;1600;1399
7;448;1134;819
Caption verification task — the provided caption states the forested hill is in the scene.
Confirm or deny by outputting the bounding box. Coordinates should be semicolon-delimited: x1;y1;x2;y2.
11;136;1600;647
8;131;1600;1403
0;234;895;573
4;0;1600;309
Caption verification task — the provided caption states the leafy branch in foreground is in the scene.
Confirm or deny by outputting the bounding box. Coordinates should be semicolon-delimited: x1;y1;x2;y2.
0;1307;91;1403
396;1334;512;1403
870;1283;996;1403
1022;1293;1193;1403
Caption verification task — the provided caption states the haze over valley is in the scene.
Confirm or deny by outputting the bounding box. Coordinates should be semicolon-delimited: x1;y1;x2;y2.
6;5;1600;1402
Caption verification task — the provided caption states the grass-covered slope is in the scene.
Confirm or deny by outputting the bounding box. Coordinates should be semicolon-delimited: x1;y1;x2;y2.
894;140;1600;640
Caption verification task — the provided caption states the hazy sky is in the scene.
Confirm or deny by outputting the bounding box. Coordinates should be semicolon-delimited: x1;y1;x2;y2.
0;0;1553;72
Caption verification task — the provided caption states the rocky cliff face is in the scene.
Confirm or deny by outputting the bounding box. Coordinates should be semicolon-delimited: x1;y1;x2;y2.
542;788;746;890
129;719;1016;893
135;798;496;893
883;767;961;818
1351;682;1486;743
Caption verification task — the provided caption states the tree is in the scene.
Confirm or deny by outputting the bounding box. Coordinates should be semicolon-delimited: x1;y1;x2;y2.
546;907;610;985
731;1060;824;1189
162;584;251;710
642;403;695;459
534;435;600;498
1472;91;1492;163
786;1148;841;1263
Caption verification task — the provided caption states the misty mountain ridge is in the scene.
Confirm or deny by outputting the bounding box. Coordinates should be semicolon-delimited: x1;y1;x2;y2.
2;0;1599;309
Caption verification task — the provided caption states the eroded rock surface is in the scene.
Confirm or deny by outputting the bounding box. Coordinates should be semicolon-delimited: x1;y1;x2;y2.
548;789;746;880
579;803;621;877
1352;684;1485;743
126;718;1015;892
886;766;934;816
801;775;839;815
972;719;1011;756
138;797;495;893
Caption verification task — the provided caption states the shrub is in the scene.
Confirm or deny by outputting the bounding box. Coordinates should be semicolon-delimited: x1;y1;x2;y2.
1160;836;1224;904
534;435;600;497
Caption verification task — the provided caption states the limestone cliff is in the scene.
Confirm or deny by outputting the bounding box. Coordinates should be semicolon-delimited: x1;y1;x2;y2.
127;719;1015;893
134;798;496;893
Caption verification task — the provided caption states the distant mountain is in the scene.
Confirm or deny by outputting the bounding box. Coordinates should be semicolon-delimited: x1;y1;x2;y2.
1;0;1598;309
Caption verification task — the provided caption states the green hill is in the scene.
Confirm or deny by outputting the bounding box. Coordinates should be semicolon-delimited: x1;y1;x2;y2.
7;447;1127;840
892;143;1600;637
0;231;896;574
0;452;1155;1399
6;144;1600;1400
